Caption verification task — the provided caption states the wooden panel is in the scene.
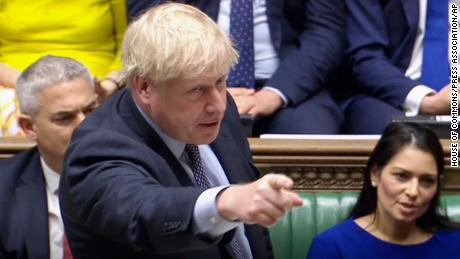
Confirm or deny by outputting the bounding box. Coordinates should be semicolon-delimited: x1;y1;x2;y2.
248;138;459;192
0;137;35;159
1;137;458;191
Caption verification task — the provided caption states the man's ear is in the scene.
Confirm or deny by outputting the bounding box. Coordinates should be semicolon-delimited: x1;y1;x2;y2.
17;114;37;141
132;75;154;105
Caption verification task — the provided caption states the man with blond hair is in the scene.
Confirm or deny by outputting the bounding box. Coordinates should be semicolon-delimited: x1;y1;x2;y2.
60;3;302;259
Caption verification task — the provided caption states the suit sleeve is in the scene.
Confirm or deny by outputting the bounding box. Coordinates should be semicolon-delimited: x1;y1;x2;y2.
60;129;214;254
127;0;196;22
345;0;419;108
267;0;345;105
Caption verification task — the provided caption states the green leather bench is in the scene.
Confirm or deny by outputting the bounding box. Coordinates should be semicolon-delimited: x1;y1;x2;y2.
268;192;460;259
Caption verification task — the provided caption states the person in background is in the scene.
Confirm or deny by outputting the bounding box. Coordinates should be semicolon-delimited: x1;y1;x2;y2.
307;122;460;258
341;0;451;133
0;0;127;136
128;0;346;136
0;55;97;259
59;3;303;258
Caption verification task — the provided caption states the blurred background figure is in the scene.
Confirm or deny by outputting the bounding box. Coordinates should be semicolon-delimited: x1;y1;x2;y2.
340;0;451;133
307;122;460;258
129;0;346;136
0;0;126;136
0;55;97;259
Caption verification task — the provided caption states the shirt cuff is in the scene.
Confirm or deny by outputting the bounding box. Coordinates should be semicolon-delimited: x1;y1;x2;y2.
262;86;289;108
404;85;436;116
192;186;242;239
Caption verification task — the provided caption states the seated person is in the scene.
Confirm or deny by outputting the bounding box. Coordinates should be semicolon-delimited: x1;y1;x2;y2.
59;3;302;258
0;0;127;136
128;0;346;135
342;0;450;133
0;55;97;258
307;122;460;258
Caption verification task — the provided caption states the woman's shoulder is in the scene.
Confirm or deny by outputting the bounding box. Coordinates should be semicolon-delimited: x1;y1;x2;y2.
313;218;361;242
307;219;367;258
436;227;460;239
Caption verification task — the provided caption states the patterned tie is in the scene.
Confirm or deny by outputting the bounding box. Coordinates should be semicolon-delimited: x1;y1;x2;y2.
227;0;255;88
184;144;245;259
184;144;211;188
420;0;449;90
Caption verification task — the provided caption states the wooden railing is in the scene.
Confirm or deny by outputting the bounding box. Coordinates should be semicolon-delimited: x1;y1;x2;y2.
249;138;459;192
1;137;458;191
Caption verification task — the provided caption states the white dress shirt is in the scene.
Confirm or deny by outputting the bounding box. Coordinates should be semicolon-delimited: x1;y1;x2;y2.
135;103;254;259
41;157;64;259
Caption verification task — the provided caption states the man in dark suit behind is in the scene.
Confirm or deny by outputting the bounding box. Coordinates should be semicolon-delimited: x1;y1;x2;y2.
0;55;97;258
59;3;302;259
128;0;346;135
342;0;451;133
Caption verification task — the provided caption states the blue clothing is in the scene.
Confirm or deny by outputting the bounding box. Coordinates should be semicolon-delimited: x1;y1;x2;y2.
307;219;460;259
340;0;420;133
0;148;50;259
59;89;273;258
128;0;345;135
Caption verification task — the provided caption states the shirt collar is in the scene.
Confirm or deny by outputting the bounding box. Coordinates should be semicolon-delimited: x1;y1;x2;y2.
40;157;60;195
134;102;185;159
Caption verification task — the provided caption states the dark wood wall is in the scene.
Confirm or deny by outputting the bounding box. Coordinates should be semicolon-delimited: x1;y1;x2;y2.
1;137;459;192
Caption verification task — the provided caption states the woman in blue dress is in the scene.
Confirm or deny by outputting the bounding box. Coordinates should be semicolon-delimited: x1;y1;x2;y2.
307;122;460;259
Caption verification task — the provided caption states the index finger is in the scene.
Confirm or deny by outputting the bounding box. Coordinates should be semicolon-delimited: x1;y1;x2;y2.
265;174;294;191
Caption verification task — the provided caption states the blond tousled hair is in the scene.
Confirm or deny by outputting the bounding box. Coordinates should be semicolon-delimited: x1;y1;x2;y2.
120;3;238;89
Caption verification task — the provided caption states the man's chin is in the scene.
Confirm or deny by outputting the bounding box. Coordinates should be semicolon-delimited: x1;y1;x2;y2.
191;125;221;144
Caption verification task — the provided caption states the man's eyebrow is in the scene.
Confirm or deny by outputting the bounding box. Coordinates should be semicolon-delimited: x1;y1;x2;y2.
51;110;77;118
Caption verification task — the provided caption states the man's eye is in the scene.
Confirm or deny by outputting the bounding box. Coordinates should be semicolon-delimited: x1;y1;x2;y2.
191;87;204;93
188;87;205;98
85;106;97;115
54;115;73;123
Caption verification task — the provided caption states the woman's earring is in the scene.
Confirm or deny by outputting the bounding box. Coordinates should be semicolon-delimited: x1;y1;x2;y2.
371;181;377;187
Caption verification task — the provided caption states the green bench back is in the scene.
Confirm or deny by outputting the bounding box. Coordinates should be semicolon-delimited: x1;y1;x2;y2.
268;192;460;259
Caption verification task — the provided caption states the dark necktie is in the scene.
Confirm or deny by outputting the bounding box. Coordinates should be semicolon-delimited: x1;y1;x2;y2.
185;144;211;188
420;0;449;90
184;144;245;259
227;0;255;88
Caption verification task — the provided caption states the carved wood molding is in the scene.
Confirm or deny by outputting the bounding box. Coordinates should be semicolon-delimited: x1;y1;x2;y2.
249;138;460;192
256;164;460;192
257;164;365;191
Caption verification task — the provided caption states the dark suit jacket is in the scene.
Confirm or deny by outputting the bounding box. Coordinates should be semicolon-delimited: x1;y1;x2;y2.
0;148;50;259
345;0;420;109
59;89;273;258
128;0;345;106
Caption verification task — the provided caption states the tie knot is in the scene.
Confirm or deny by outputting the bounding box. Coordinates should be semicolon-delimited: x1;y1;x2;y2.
185;144;200;160
184;144;210;188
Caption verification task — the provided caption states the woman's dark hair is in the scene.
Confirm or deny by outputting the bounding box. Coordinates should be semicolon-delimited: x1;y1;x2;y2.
349;122;455;231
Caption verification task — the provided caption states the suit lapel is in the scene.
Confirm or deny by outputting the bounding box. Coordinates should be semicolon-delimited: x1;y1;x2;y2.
401;0;419;33
15;151;50;258
210;122;252;185
266;0;283;52
118;90;195;187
